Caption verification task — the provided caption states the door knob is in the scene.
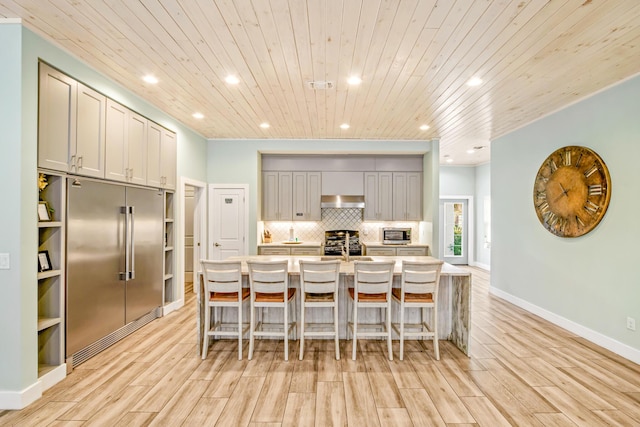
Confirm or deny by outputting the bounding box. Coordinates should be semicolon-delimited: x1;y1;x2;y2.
214;243;221;247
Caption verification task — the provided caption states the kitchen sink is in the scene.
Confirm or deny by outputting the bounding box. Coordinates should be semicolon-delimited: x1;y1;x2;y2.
320;256;373;262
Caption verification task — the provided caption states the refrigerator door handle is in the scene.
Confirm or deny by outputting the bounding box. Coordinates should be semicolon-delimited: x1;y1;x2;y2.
129;206;136;280
120;206;129;280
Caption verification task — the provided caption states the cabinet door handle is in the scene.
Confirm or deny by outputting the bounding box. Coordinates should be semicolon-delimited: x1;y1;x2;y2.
77;156;83;170
70;155;77;171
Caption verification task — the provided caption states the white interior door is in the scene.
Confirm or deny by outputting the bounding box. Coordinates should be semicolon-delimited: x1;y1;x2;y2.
209;186;248;260
441;199;468;265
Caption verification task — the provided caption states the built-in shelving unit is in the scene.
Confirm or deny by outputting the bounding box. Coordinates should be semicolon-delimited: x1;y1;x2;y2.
163;191;175;305
36;170;67;387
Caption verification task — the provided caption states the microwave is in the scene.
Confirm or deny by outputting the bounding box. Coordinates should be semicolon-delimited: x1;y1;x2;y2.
382;227;411;245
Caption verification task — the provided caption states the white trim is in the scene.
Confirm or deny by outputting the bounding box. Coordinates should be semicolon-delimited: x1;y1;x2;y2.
0;18;22;24
471;261;490;271
439;195;474;265
163;298;184;316
0;379;41;410
177;177;208;302
208;184;250;258
489;286;640;365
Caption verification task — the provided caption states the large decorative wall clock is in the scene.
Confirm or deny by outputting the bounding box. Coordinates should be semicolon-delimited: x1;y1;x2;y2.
533;145;611;237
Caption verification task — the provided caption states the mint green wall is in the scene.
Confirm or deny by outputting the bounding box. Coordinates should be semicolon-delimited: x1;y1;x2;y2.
492;74;640;352
0;23;207;398
207;139;436;253
0;22;37;394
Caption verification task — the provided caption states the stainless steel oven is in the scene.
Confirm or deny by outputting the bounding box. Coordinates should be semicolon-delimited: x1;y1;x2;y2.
324;230;362;256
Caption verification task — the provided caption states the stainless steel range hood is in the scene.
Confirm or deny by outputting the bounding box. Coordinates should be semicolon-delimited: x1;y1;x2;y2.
321;195;365;209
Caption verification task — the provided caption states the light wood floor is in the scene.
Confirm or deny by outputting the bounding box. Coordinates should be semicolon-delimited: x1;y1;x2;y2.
3;267;640;426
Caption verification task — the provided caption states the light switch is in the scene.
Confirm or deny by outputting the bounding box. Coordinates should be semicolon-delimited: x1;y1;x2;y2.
0;253;10;270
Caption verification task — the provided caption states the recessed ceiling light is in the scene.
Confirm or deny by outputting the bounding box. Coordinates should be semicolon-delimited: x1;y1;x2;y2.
446;158;454;163
340;123;350;129
192;112;204;119
466;76;483;87
347;76;362;85
143;75;158;84
419;124;430;131
466;149;475;154
259;122;270;129
225;75;240;85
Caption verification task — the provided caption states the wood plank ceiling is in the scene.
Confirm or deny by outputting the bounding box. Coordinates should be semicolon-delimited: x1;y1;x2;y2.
1;0;639;165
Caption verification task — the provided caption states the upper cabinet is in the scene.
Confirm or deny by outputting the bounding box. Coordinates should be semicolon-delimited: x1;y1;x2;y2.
292;172;321;221
262;172;293;221
105;100;147;186
393;172;422;220
364;172;393;221
38;62;176;190
38;63;106;178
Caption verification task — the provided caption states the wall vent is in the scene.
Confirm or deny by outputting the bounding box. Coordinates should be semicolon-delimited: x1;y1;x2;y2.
306;80;334;90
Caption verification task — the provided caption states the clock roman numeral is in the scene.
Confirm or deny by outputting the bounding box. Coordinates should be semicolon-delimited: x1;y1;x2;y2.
538;201;550;214
537;175;549;183
584;200;600;214
588;184;603;196
584;164;599;178
549;159;558;172
536;190;547;200
575;153;583;168
564;150;572;166
575;215;585;228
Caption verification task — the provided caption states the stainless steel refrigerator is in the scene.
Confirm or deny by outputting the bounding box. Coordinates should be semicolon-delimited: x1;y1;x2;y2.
66;179;163;361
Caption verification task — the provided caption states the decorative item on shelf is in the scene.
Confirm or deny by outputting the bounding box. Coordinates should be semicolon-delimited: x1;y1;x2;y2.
38;173;49;192
533;145;611;237
263;229;272;243
38;201;52;221
38;250;52;272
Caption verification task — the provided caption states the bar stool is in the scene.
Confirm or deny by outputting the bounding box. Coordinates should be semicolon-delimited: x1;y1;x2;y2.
247;260;296;361
200;260;250;360
298;259;341;360
347;260;395;360
391;260;443;360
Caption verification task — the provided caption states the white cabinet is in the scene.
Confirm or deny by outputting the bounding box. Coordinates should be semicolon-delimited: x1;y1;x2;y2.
258;246;292;255
38;63;106;178
262;172;293;220
364;172;393;220
364;246;396;256
105;99;147;185
147;122;177;190
363;244;428;256
393;172;422;220
37;171;67;388
290;246;322;255
396;246;428;256
292;172;321;221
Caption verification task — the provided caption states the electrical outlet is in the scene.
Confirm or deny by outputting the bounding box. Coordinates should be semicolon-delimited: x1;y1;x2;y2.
627;317;636;331
0;253;9;270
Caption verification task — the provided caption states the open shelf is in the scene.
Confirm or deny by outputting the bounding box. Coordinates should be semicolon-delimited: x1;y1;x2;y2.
38;317;62;331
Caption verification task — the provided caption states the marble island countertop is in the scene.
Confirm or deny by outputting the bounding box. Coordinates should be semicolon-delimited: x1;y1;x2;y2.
361;242;430;247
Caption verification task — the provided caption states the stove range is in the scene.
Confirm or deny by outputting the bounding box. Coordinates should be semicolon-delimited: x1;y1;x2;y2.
324;229;362;256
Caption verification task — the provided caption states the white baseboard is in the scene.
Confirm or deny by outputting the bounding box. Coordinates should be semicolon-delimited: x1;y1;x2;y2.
490;286;640;364
163;298;184;316
0;379;41;410
0;364;67;410
471;261;490;271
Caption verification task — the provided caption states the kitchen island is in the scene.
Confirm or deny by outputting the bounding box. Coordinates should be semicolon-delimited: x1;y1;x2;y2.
197;255;471;356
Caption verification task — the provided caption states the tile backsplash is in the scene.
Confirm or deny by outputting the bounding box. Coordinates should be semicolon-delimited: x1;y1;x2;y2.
262;208;419;244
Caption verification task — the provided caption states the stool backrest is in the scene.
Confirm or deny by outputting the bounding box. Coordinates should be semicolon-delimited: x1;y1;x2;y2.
353;261;395;295
201;260;242;294
247;260;289;294
299;260;341;294
401;260;443;296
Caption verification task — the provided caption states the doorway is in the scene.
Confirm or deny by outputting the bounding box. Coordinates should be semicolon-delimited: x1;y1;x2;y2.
208;184;249;259
177;177;207;302
184;185;196;292
439;197;473;265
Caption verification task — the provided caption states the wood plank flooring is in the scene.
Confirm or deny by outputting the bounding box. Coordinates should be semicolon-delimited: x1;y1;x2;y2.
3;267;640;426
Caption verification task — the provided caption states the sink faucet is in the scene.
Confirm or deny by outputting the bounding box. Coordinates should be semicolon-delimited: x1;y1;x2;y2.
341;232;350;262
